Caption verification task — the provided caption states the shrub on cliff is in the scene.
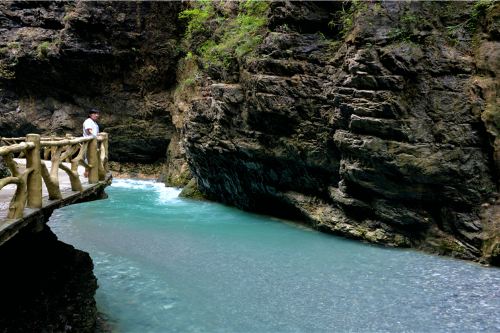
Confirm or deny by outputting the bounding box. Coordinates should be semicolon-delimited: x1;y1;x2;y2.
179;0;269;81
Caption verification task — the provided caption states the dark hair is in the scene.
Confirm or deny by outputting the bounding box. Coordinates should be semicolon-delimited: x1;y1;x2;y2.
88;108;100;115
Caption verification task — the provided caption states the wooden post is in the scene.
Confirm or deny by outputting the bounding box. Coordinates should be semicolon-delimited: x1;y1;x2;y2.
64;133;72;162
98;133;108;180
102;132;109;174
88;137;98;184
26;134;42;208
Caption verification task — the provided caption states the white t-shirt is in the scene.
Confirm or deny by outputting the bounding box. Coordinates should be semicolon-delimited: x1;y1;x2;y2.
83;118;99;137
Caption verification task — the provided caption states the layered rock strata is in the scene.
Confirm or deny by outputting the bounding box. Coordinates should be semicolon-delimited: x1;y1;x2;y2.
181;1;499;264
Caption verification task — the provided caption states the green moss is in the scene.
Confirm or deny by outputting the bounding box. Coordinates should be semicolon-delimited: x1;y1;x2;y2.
164;168;192;187
36;41;51;59
436;239;467;255
179;178;206;200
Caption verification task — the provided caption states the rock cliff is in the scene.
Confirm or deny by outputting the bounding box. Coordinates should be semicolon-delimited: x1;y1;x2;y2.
0;0;181;162
177;1;500;265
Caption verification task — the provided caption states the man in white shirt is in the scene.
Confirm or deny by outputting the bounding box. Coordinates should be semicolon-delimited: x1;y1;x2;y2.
83;108;100;177
83;108;100;137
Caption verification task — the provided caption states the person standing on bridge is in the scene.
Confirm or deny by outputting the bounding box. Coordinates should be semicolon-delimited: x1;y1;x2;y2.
83;108;100;177
83;108;100;137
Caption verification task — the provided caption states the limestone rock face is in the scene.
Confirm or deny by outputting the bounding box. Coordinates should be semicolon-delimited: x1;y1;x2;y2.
0;226;97;332
0;0;181;162
181;1;500;264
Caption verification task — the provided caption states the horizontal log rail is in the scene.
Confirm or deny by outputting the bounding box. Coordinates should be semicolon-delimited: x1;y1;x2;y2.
0;133;109;219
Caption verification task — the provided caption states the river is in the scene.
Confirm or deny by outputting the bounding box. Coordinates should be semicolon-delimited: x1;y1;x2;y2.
48;179;500;333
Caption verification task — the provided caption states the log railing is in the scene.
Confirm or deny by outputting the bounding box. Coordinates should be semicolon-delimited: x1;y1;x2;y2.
0;133;109;219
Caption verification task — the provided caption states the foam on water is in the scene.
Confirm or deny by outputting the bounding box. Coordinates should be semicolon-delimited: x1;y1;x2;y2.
49;179;500;333
111;179;182;204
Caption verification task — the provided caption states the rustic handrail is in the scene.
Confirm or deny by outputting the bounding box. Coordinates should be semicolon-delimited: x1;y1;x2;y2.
0;133;109;219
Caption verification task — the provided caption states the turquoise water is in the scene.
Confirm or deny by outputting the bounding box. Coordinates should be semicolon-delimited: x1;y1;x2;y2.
49;179;500;333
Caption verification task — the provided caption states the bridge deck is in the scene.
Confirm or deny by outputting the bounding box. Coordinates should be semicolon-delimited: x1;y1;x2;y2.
0;159;111;245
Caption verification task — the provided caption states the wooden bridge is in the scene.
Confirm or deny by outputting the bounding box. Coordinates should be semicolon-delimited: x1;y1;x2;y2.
0;133;112;245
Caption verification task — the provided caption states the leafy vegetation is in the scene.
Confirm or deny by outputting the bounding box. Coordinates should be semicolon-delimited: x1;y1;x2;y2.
178;0;215;39
36;41;51;59
389;11;420;42
468;0;495;31
174;54;199;102
328;0;368;39
445;0;495;45
178;0;269;73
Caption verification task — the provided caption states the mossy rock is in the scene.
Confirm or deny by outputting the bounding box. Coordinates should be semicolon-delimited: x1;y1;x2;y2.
436;238;468;256
164;168;191;187
179;178;206;200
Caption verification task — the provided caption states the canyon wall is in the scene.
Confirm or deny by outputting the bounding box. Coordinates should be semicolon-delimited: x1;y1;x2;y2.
0;1;498;267
176;1;500;265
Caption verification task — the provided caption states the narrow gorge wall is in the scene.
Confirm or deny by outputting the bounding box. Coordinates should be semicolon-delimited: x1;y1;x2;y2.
177;1;500;265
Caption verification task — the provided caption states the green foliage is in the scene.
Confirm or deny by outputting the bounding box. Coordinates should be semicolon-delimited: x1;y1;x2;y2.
179;0;269;71
179;0;214;38
448;1;494;32
7;42;20;50
467;0;495;32
389;10;422;42
328;0;368;39
444;0;495;46
174;55;200;102
0;42;20;57
36;41;51;59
